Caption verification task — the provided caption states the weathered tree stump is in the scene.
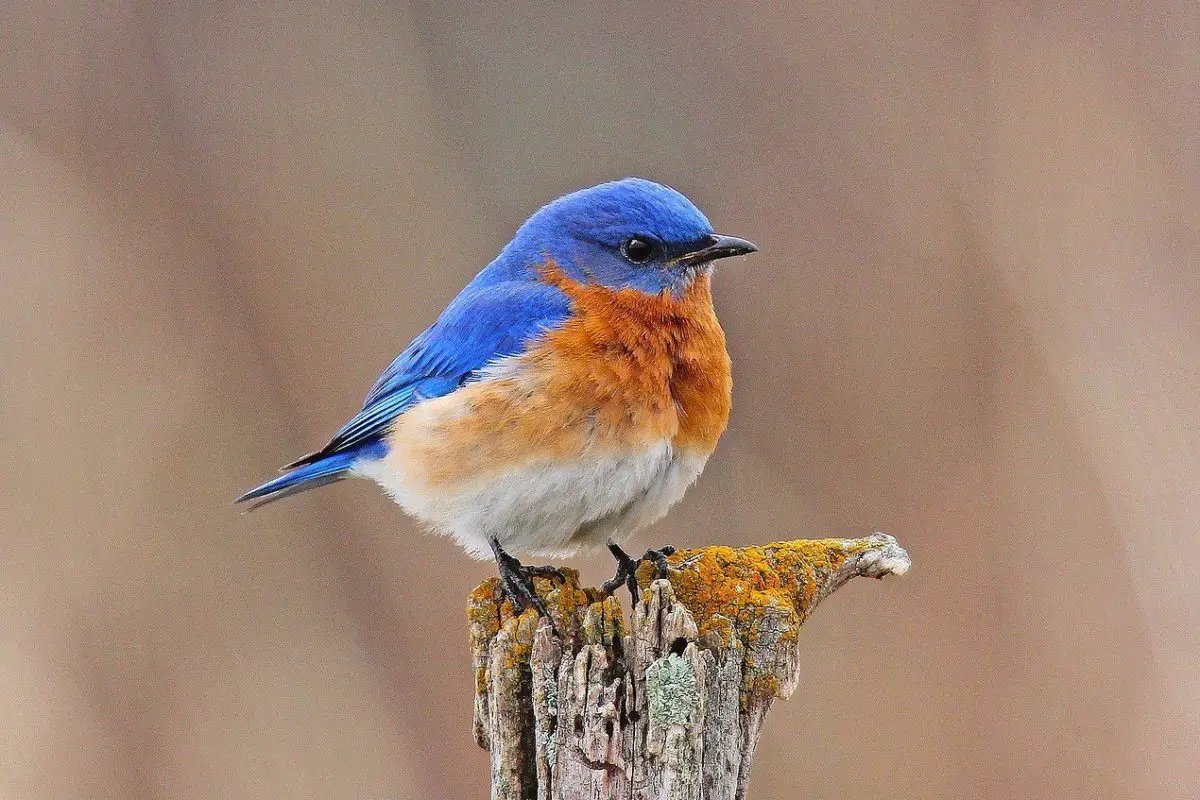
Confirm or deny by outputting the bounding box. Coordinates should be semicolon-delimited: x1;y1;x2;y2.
468;533;911;800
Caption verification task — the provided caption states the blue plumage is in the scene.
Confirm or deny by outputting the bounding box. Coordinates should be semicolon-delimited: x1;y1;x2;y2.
361;281;572;408
236;439;388;509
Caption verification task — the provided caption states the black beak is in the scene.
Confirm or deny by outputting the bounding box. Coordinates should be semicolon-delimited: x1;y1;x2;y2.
673;233;759;267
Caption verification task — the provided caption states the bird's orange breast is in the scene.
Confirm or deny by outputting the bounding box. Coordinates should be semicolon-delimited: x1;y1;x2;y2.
383;262;732;490
533;262;733;452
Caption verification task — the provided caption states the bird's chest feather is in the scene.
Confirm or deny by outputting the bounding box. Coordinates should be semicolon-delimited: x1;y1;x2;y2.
532;263;733;452
381;265;730;493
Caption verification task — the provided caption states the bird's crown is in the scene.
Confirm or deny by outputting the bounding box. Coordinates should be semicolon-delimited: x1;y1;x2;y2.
498;178;753;296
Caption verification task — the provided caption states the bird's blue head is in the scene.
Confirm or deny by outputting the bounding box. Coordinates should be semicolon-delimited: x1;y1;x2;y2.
500;178;757;296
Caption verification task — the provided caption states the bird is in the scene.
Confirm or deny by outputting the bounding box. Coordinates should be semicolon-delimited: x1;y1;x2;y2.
237;178;756;614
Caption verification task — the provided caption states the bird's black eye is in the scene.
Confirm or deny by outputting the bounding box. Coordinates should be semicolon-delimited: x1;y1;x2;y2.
620;236;657;264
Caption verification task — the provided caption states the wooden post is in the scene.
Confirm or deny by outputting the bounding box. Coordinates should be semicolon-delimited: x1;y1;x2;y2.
468;533;911;800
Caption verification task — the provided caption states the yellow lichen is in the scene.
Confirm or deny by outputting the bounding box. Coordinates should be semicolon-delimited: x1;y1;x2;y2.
467;568;609;694
642;538;875;706
654;539;870;637
498;609;539;672
582;594;628;646
467;578;503;696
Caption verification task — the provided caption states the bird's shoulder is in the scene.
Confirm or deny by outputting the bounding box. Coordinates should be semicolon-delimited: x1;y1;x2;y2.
364;275;569;403
309;274;572;460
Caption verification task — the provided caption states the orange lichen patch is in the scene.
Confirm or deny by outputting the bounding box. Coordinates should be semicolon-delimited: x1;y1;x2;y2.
536;261;732;452
468;579;503;645
743;671;780;702
642;539;877;706
654;540;871;634
535;570;594;637
467;569;598;684
467;578;503;696
497;610;540;672
581;594;629;646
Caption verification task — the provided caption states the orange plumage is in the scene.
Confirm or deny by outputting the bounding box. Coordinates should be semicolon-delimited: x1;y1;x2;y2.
534;261;732;452
383;261;731;491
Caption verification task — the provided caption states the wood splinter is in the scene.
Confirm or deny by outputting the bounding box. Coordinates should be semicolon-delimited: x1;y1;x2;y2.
467;532;911;800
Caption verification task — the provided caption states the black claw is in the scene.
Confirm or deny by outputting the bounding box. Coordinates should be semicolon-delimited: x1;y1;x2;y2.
602;542;676;603
490;537;563;629
601;543;638;598
645;545;676;577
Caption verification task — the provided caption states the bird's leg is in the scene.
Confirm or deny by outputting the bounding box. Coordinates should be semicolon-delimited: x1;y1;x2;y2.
601;541;677;603
488;536;564;622
601;541;639;599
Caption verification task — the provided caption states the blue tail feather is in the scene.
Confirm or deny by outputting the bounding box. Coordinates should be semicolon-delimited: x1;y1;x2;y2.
236;440;386;510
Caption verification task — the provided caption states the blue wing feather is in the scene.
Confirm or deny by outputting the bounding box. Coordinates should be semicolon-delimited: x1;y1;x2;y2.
294;278;571;465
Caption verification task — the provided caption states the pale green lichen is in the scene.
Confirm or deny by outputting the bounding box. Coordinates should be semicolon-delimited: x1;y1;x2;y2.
646;653;699;728
536;664;559;766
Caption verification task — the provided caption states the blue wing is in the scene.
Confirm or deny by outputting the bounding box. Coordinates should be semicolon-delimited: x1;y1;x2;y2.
285;278;571;469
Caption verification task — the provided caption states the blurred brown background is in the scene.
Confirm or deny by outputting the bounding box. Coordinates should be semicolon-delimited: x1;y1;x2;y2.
2;2;1197;798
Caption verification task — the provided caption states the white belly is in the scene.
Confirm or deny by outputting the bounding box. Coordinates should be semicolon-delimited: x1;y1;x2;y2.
354;442;709;559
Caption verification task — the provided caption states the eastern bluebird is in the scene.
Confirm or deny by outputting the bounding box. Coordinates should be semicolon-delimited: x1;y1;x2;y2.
238;178;756;612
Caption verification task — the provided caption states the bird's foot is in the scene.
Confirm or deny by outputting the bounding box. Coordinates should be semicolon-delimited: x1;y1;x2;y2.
601;542;676;603
489;537;565;625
